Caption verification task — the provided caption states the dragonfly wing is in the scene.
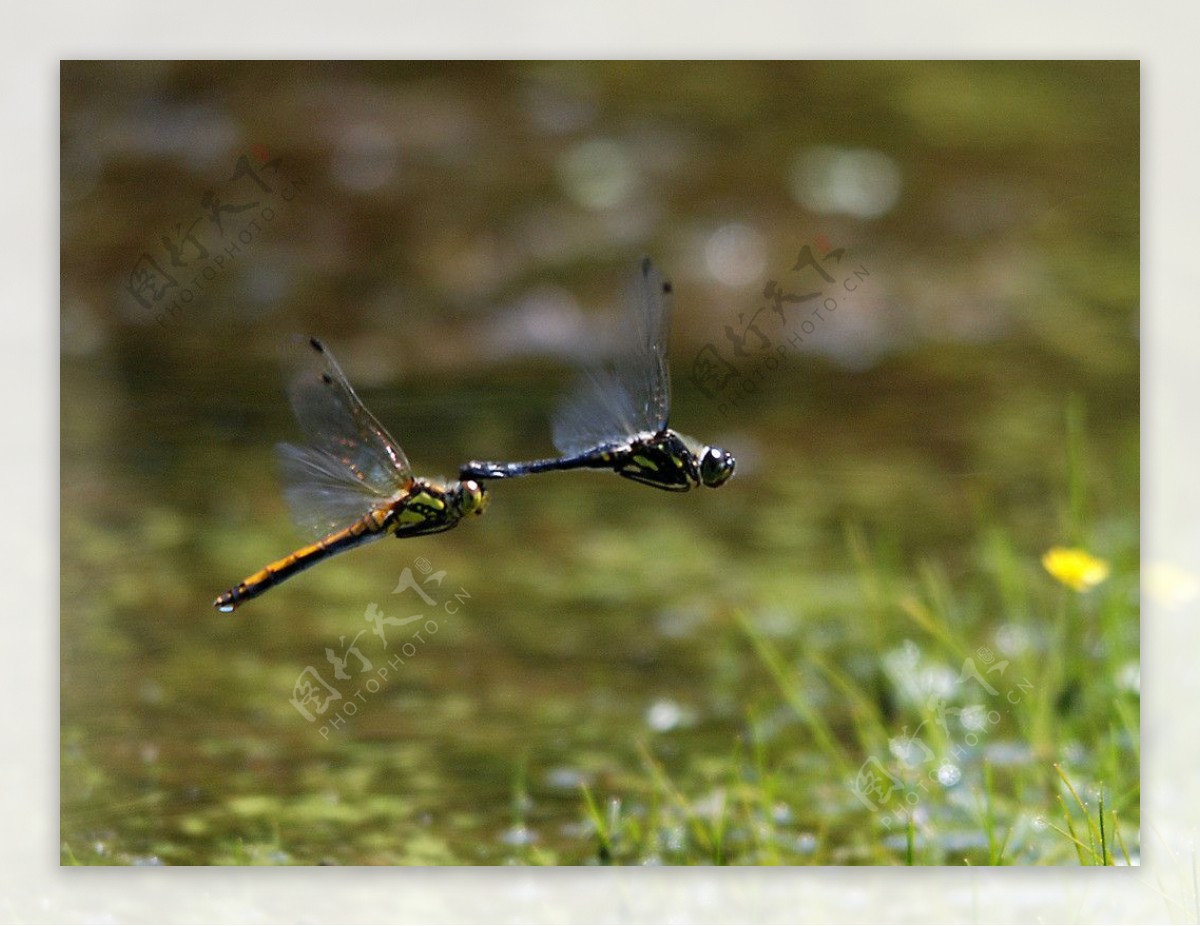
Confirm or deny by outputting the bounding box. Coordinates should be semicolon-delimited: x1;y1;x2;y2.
551;259;673;455
623;257;673;434
276;442;397;542
278;335;412;539
283;335;412;491
551;365;640;456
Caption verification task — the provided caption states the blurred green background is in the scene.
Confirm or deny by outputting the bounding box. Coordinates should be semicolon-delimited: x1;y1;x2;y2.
61;61;1138;865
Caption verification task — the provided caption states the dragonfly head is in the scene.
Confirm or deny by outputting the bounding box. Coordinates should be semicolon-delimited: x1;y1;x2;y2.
698;446;736;488
456;478;490;517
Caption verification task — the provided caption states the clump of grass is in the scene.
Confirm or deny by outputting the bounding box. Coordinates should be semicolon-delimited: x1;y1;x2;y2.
1047;764;1132;865
569;397;1138;865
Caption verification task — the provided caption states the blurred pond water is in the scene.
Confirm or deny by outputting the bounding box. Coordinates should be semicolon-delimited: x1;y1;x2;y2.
61;61;1138;865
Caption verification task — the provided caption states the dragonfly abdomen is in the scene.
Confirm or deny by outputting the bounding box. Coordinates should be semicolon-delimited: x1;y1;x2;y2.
213;509;390;612
460;451;620;481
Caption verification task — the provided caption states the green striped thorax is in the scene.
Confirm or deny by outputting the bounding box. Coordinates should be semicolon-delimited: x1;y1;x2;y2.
612;431;736;491
393;478;489;536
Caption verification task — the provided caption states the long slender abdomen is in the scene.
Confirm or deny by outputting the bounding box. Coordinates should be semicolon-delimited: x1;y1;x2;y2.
213;513;386;612
460;451;615;481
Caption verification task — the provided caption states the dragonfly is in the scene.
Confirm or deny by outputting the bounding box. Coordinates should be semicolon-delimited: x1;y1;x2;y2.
460;258;736;492
214;335;488;612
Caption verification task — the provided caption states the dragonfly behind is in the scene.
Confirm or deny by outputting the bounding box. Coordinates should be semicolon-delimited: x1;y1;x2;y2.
461;258;736;492
214;336;488;612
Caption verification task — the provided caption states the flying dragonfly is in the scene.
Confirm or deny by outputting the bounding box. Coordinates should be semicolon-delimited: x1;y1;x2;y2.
460;258;736;492
214;336;488;612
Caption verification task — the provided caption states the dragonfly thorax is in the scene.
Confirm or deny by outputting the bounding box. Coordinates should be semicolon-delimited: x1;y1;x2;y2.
606;431;736;491
391;478;489;537
607;431;701;491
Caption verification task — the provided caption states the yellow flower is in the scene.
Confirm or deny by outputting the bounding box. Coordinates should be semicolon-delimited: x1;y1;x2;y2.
1042;547;1110;592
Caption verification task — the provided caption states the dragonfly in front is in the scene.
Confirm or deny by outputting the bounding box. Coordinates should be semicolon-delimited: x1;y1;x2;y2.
214;335;488;612
460;258;736;492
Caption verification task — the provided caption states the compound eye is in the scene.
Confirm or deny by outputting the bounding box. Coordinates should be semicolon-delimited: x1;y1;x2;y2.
464;480;489;515
700;448;736;488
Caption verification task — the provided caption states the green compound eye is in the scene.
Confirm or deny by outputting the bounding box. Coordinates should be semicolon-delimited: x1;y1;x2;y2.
461;479;489;516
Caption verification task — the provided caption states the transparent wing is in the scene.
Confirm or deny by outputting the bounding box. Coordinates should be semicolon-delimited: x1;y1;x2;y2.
276;442;396;542
551;258;673;455
625;257;673;435
551;366;642;456
277;335;412;540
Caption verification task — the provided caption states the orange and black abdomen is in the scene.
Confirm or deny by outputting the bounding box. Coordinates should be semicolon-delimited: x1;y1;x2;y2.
213;509;390;612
